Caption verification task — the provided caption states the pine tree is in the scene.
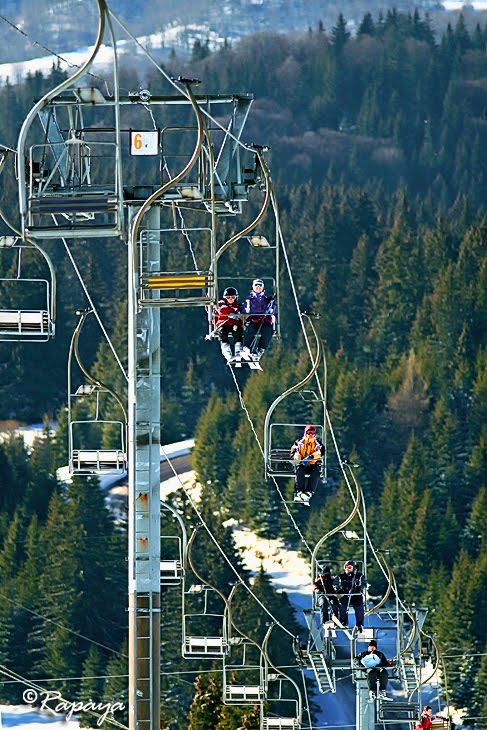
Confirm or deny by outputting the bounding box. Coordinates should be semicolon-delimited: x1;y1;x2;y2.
102;640;129;728
79;647;105;728
188;674;222;730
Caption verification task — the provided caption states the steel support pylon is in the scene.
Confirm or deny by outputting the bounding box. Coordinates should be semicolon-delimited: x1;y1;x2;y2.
128;205;161;730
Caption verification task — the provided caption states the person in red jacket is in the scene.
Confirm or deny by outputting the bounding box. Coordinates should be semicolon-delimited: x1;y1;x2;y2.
213;287;243;362
415;706;448;730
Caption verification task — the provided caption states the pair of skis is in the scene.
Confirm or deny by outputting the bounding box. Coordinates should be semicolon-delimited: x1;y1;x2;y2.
293;491;312;506
228;351;263;371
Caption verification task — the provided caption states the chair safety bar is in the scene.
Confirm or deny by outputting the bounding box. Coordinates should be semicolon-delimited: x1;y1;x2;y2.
30;194;118;214
143;274;211;290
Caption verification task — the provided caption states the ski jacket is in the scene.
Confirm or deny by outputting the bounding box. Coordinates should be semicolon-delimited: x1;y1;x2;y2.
355;648;390;669
416;712;441;730
240;292;277;324
291;436;323;465
214;299;243;329
337;570;364;595
313;572;338;595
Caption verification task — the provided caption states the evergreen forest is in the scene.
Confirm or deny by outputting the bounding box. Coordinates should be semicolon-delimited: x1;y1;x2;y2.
0;8;486;729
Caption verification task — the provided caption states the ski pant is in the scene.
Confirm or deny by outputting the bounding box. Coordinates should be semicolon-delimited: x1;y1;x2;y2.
243;320;273;351
339;594;364;627
218;324;243;344
295;463;321;494
367;667;388;691
316;593;339;624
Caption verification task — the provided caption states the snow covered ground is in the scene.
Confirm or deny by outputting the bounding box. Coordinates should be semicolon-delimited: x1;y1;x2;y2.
0;704;79;730
0;23;227;87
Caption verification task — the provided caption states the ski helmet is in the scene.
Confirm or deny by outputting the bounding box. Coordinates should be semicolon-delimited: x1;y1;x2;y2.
223;287;238;299
320;564;331;574
252;278;264;288
344;560;356;571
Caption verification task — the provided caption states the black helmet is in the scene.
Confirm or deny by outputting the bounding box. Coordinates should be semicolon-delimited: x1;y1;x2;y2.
320;565;331;574
223;287;238;299
344;560;356;571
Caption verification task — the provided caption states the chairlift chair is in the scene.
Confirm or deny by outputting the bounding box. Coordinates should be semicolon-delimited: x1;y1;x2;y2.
138;227;215;308
67;310;127;476
0;237;55;342
160;501;188;587
223;639;267;705
264;315;326;479
182;583;229;658
267;422;325;479
17;0;124;240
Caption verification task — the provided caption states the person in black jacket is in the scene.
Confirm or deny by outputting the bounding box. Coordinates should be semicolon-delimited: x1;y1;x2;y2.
354;638;394;701
337;560;365;632
312;565;339;627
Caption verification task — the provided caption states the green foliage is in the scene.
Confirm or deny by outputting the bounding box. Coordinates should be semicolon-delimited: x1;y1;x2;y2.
0;7;486;722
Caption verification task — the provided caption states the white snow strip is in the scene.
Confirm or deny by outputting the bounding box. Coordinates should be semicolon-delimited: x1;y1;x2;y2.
160;470;199;502
0;704;80;730
231;525;312;612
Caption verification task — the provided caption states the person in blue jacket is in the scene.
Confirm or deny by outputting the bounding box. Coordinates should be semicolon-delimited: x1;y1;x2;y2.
240;279;277;360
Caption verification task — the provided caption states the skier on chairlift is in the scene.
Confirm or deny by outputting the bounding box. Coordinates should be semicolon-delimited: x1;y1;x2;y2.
337;560;365;632
291;424;323;505
354;638;394;701
213;287;244;362
415;706;449;730
312;564;339;628
240;278;277;361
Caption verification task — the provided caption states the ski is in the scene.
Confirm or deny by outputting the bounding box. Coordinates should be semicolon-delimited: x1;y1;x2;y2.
228;353;263;371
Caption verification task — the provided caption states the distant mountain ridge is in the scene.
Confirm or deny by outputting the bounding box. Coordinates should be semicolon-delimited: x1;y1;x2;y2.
0;0;480;67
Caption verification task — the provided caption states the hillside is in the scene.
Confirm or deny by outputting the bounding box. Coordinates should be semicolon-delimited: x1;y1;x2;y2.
0;7;485;729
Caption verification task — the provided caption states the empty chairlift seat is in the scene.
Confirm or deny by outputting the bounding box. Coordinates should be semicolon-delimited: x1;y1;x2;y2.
184;635;227;657
262;719;299;730
70;448;126;473
68;385;127;476
25;139;122;239
138;227;216;308
379;701;419;723
160;559;183;585
0;309;52;341
224;684;264;703
0;239;55;342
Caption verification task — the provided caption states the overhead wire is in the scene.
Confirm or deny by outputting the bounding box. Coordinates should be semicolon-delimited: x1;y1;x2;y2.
0;664;128;730
5;5;446;719
0;592;127;658
56;227;128;383
0;11;114;92
160;444;297;639
229;366;313;555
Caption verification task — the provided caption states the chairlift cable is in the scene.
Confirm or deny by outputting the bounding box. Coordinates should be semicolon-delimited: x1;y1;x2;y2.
56;228;128;382
72;309;127;420
0;12;111;88
0;591;127;657
0;664;128;729
160;444;297;638
228;366;313;555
